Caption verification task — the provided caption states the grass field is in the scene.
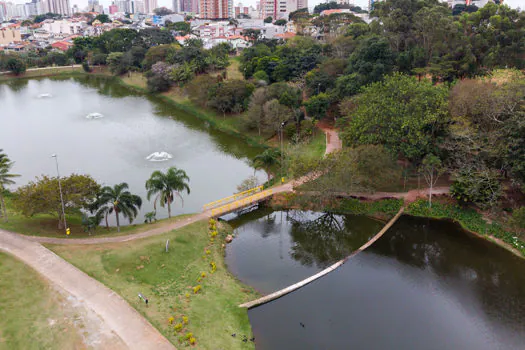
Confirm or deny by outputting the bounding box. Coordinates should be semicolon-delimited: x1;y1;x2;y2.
0;66;84;82
48;219;259;349
0;252;84;349
0;196;195;238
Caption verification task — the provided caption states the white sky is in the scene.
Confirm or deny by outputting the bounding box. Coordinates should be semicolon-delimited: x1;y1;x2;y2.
11;0;523;12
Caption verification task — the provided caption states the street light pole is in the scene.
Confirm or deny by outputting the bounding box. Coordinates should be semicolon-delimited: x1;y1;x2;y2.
51;154;67;233
280;122;285;184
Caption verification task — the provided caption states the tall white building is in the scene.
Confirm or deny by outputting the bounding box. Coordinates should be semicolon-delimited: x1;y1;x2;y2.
144;0;157;14
42;0;71;16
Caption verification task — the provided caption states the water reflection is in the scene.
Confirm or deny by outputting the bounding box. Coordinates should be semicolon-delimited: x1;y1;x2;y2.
226;209;383;294
248;215;525;350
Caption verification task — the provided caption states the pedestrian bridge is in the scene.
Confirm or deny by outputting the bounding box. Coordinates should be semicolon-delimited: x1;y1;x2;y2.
203;185;280;217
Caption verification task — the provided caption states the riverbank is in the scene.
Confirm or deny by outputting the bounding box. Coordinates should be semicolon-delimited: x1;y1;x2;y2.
269;192;525;258
406;199;525;259
47;219;259;349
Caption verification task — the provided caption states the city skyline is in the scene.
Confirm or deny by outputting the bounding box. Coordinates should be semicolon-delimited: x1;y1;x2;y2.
5;0;522;13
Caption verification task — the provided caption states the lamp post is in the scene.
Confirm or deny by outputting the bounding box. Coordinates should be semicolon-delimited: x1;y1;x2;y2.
51;154;67;234
280;122;285;184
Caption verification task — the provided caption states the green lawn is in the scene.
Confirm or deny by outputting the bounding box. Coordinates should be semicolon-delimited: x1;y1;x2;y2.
48;220;259;349
0;196;195;238
0;252;84;349
0;66;84;82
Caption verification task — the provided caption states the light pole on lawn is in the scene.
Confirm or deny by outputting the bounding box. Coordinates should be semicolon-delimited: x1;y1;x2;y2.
51;154;67;234
280;122;285;184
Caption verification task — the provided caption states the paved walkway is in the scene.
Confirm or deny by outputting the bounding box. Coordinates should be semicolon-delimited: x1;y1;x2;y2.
0;229;175;350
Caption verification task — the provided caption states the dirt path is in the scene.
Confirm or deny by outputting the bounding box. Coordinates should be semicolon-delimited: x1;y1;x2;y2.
0;229;175;350
27;212;209;245
317;122;343;155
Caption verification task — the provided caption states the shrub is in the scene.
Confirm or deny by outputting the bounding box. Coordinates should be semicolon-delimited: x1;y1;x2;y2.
182;316;188;324
201;272;206;278
168;316;174;324
189;337;196;345
82;61;92;72
512;207;525;229
185;332;193;340
450;168;501;208
174;323;183;332
193;285;201;294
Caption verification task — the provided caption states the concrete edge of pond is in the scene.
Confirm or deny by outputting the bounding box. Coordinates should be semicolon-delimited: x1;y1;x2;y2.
239;207;405;309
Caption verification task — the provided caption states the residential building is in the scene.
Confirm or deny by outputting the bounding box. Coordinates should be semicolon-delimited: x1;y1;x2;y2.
261;0;275;19
41;0;71;16
180;0;198;13
172;0;179;12
199;0;229;19
0;27;21;45
116;0;130;13
109;3;118;13
144;0;157;13
296;0;306;10
234;3;249;17
41;19;86;34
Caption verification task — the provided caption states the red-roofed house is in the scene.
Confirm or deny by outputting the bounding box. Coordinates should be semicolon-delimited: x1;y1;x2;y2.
51;41;74;51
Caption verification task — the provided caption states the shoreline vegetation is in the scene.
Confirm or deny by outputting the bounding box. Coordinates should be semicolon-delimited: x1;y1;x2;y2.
269;193;525;259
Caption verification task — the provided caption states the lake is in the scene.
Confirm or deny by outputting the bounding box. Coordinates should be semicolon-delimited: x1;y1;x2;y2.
0;76;264;223
226;210;525;349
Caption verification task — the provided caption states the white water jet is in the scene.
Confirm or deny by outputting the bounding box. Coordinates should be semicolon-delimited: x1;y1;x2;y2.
86;112;104;119
145;151;173;162
37;93;52;98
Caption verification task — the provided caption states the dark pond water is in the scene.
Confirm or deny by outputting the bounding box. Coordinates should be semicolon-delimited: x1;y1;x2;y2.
225;209;384;294
0;77;264;223
228;211;525;349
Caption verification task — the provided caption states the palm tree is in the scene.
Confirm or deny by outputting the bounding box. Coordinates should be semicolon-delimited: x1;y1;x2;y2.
0;150;20;222
96;183;142;232
253;149;281;181
145;167;190;218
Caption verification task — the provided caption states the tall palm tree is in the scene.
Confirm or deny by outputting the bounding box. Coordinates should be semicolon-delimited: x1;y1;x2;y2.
145;167;190;218
253;149;281;181
96;183;142;232
0;150;20;222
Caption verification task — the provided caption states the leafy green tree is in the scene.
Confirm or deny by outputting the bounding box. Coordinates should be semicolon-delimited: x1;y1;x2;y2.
450;168;501;209
14;174;100;229
304;93;330;120
208;80;255;116
264;16;273;23
95;183;142;232
82;211;103;234
340;73;449;162
252;70;269;83
145;167;190;218
173;21;191;35
512;207;525;229
0;150;20;222
253;149;281;181
107;52;130;75
274;19;287;26
6;57;26;75
93;14;111;23
154;7;173;15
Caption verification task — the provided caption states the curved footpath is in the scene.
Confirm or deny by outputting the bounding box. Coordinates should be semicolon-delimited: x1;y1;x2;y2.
0;228;175;350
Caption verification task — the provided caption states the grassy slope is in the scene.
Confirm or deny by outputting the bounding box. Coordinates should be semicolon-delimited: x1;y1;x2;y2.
0;252;83;349
0;66;84;81
48;220;259;349
0;196;194;238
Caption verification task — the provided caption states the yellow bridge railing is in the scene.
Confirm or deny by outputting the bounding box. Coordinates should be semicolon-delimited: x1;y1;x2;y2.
203;186;264;211
210;188;274;217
